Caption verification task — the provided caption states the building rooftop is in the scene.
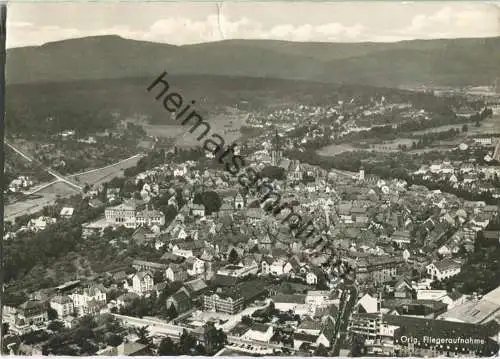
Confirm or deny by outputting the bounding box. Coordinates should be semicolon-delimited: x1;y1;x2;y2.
442;286;500;324
271;294;306;304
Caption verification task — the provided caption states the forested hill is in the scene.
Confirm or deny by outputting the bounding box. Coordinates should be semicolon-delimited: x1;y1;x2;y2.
5;75;455;138
6;35;500;87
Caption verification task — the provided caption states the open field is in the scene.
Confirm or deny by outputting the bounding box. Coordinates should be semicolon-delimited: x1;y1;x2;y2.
368;138;414;152
142;107;250;148
408;116;499;137
317;143;358;156
5;182;79;222
68;154;143;185
466;115;500;135
142;123;186;138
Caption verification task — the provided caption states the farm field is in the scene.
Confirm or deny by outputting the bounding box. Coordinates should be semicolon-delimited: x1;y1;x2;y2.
368;138;414;152
142;107;250;148
68;154;144;186
317;143;358;156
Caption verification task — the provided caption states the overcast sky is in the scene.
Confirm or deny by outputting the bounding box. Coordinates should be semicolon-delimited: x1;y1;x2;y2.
6;2;500;48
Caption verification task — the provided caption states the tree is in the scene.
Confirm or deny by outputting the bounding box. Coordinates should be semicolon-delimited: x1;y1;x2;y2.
351;333;366;357
228;248;239;264
134;326;152;347
462;124;469;132
314;343;329;356
47;320;65;332
166;303;178;320
158;337;177;356
216;328;227;349
260;166;285;180
281;282;295;294
2;322;9;336
203;323;226;355
161;205;178;226
194;191;222;215
106;334;123;347
194;343;206;355
268;301;276;314
47;307;58;321
153;270;164;284
241;315;253;326
179;329;197;354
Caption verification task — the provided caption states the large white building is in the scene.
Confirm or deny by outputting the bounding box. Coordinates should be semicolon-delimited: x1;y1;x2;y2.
69;286;107;316
242;324;274;343
426;259;462;281
105;201;137;228
50;296;74;318
132;271;154;296
105;201;165;229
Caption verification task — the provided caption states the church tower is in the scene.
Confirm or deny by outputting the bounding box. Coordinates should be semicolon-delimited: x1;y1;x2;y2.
359;166;365;181
271;129;283;167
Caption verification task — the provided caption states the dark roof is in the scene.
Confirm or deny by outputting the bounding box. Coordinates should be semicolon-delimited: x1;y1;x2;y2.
250;323;270;333
169;290;191;304
298;319;322;330
50;296;73;304
177;241;205;250
112;271;128;280
328;304;339;317
183;279;208;294
236;279;269;301
271;294;306;304
211;279;268;301
293;332;318;342
19;300;45;310
213;274;240;287
432;258;462;272
321;316;336;341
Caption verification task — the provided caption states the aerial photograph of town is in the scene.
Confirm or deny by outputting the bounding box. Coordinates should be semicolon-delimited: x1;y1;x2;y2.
1;1;500;357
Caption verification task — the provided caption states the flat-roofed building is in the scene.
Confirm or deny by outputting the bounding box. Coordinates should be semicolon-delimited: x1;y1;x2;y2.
440;285;500;325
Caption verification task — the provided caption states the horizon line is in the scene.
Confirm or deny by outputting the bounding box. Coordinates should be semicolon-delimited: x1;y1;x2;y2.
6;33;500;50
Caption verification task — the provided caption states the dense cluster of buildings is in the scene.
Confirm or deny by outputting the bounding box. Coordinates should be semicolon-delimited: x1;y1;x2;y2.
4;91;500;356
